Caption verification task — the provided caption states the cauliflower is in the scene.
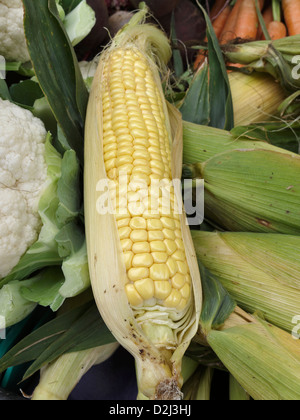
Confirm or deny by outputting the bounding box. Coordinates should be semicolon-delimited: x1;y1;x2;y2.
0;98;48;278
0;0;30;63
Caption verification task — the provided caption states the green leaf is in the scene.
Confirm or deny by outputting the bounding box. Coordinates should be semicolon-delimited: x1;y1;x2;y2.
199;262;236;335
0;282;38;328
20;267;65;311
22;0;89;164
56;150;82;227
0;80;12;101
61;0;82;14
0;303;90;374
197;1;234;130
179;62;210;126
63;0;96;47
0;302;115;382
9;80;44;107
170;11;184;78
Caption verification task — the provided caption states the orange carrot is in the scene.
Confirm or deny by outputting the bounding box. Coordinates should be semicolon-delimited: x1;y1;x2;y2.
266;21;288;40
194;5;231;70
257;5;273;39
219;0;243;44
211;5;232;38
282;0;300;35
234;0;261;41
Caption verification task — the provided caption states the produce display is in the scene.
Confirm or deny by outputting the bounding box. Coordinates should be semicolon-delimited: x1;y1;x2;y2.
0;0;299;401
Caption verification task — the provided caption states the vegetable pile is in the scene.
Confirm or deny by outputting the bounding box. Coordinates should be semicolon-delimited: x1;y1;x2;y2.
0;0;299;401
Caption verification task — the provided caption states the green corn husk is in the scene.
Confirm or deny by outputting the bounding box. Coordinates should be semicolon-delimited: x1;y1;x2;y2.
196;307;300;401
182;121;292;165
192;230;300;333
183;147;300;234
207;312;300;401
222;35;300;93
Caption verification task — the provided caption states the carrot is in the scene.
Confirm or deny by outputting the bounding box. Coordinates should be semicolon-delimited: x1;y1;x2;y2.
257;5;273;39
210;0;227;18
211;5;232;38
234;0;261;41
282;0;300;35
194;4;231;70
219;0;243;44
266;20;288;39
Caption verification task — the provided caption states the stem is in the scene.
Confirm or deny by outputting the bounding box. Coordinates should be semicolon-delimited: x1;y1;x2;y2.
272;0;282;22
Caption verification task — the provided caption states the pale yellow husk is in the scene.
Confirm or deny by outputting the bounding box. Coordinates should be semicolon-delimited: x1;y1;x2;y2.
31;343;119;401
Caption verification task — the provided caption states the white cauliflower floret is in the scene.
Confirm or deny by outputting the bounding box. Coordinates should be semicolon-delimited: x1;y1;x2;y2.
0;0;30;63
0;98;48;278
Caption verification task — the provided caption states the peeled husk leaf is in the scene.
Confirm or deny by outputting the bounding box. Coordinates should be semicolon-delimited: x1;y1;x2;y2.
192;231;300;333
84;8;202;400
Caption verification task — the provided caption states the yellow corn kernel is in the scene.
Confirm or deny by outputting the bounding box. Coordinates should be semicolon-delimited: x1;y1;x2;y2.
130;230;148;243
164;289;182;308
166;257;178;277
132;241;151;254
180;283;190;300
130;217;147;230
128;267;150;282
117;218;131;228
175;238;185;251
148;231;165;242
152;252;168;264
150;264;170;282
154;281;172;300
177;261;189;276
118;226;132;240
143;210;160;219
125;284;143;307
134;278;155;301
123;251;134;270
120;238;133;252
172;250;186;262
147;219;163;231
132;253;154;268
163;229;176;241
150;241;167;253
164;239;177;256
171;273;186;290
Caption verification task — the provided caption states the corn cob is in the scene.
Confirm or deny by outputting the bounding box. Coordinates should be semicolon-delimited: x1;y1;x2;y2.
84;7;202;400
192;231;300;333
228;71;286;126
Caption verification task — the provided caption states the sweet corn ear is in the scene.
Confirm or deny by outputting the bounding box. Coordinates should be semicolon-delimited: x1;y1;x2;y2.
84;7;202;400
